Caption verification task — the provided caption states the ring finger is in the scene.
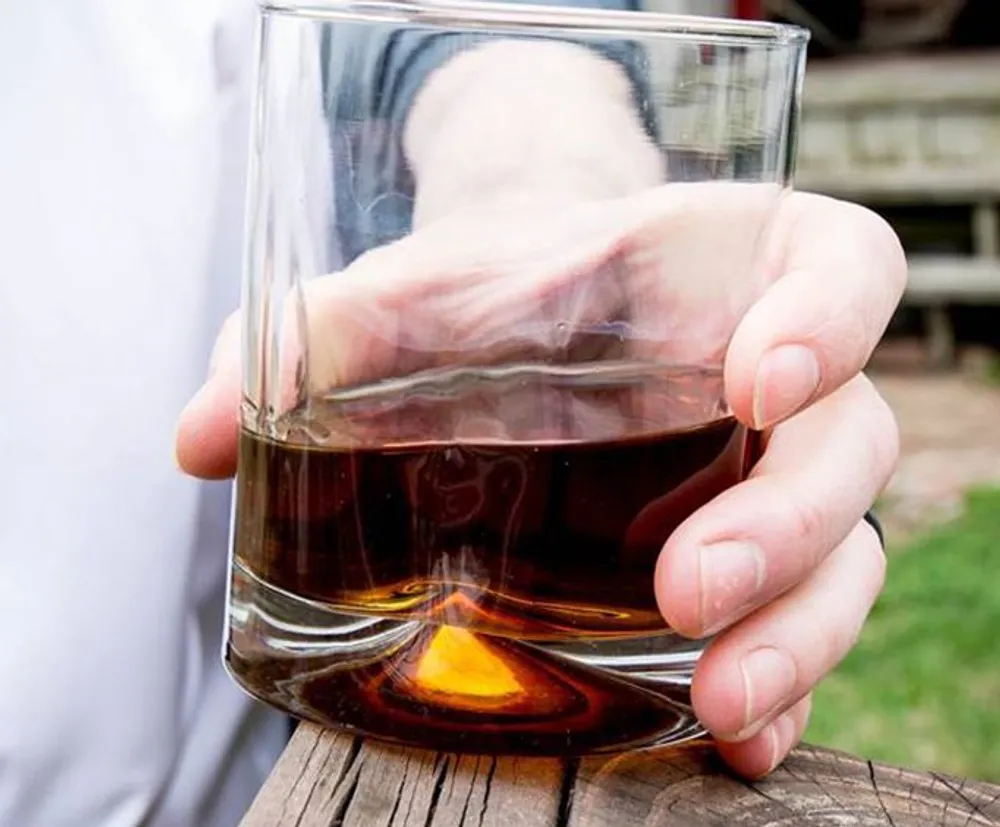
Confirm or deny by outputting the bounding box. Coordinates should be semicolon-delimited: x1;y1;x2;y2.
692;518;886;744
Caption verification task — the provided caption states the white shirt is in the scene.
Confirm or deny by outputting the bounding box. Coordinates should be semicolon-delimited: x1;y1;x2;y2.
0;2;288;824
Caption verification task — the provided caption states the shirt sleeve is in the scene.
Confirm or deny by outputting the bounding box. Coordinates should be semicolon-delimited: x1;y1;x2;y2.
322;0;655;267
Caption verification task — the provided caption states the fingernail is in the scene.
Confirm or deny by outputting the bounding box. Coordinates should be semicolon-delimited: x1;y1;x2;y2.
698;541;766;636
764;712;797;775
752;344;821;429
734;647;797;741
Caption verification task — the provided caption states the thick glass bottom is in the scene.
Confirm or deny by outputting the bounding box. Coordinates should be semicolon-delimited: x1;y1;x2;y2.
225;565;706;757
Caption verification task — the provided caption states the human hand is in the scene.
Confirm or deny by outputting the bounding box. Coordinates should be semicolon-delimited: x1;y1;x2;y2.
176;182;904;778
655;191;904;777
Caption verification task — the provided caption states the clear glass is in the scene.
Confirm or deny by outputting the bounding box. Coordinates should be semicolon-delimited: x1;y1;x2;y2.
225;0;808;757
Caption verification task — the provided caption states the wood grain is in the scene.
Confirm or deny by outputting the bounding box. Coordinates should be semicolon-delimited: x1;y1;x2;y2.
242;724;1000;826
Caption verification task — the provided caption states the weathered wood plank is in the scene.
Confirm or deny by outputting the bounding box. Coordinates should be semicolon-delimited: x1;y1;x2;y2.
241;727;362;827
242;725;565;827
570;743;1000;826
338;748;564;827
243;724;1000;827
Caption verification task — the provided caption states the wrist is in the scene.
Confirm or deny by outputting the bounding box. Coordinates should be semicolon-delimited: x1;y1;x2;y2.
403;39;664;226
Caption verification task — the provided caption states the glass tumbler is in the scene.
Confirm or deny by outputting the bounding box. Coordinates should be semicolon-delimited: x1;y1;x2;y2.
225;0;808;756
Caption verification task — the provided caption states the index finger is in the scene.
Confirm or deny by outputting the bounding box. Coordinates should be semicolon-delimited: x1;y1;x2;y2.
724;192;907;430
174;206;627;479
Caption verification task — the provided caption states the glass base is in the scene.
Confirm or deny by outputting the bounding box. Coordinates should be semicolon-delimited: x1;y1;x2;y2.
225;562;707;757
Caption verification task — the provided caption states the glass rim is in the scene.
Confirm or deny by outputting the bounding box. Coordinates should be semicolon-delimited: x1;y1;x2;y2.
259;0;811;46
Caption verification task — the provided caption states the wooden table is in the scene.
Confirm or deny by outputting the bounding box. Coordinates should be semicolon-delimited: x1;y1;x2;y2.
242;723;1000;826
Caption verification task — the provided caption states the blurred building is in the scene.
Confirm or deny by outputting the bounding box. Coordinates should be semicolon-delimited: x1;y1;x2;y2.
656;2;1000;363
766;2;1000;364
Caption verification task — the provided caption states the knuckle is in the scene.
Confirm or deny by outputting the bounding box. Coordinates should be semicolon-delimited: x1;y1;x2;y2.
869;210;908;295
848;201;909;298
824;524;886;664
825;619;863;669
784;491;830;554
873;393;901;482
818;201;908;348
857;377;901;485
801;616;849;687
810;309;871;374
841;374;900;488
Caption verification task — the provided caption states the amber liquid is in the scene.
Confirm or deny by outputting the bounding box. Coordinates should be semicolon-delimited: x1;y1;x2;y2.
226;366;759;755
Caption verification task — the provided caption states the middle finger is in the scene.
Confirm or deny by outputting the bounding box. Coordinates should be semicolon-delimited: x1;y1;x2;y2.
655;373;897;639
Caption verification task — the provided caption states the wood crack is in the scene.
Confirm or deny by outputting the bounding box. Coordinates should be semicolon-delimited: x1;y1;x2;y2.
456;757;484;827
385;753;412;827
931;771;998;826
287;734;324;827
555;759;578;827
475;758;498;827
744;777;801;821
421;752;450;827
329;739;364;827
243;729;1000;827
868;760;898;827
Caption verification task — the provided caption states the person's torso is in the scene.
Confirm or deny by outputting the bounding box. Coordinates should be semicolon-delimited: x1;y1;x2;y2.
0;2;286;824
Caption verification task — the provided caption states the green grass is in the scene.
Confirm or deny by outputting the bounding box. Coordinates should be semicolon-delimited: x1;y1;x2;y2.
807;487;1000;781
986;356;1000;387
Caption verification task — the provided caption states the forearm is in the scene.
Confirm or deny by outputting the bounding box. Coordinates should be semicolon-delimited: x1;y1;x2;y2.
403;39;665;227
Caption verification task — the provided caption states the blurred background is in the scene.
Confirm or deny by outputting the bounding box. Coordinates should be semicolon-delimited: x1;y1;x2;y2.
654;0;1000;783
